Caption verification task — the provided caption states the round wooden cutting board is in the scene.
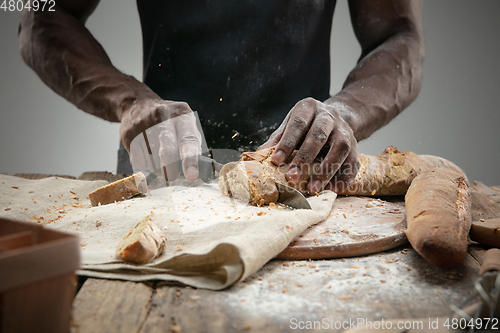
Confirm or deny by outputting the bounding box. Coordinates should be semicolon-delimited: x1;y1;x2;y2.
276;196;408;259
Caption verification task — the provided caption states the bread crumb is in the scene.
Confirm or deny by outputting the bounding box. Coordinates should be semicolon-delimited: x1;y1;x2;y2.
339;295;352;300
80;241;88;247
243;325;251;331
371;190;376;195
257;211;266;216
177;245;183;251
11;186;19;189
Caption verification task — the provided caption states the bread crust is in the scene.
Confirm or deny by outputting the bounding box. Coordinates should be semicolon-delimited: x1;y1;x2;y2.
338;146;463;196
89;172;148;207
404;168;472;269
218;146;472;269
116;213;166;264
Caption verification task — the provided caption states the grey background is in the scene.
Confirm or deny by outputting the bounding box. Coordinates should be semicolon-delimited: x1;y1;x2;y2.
0;0;499;185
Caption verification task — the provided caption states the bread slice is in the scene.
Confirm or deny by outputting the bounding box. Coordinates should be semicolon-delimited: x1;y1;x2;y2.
89;172;148;207
116;213;167;264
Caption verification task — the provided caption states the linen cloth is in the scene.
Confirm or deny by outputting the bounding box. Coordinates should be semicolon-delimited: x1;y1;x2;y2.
0;174;335;290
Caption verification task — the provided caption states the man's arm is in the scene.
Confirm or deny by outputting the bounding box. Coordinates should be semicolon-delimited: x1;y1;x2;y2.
18;0;201;180
331;0;425;140
260;0;424;194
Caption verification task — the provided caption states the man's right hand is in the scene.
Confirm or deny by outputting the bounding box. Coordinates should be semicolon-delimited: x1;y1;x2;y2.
120;96;202;181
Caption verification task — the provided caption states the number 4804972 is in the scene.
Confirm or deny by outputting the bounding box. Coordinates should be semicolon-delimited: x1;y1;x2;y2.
0;0;56;11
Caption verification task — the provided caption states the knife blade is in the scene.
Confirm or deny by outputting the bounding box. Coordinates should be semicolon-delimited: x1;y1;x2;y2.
275;182;312;210
197;155;223;182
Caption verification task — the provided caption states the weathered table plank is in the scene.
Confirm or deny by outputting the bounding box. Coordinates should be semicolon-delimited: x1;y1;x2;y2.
72;182;499;333
71;279;154;333
140;249;480;333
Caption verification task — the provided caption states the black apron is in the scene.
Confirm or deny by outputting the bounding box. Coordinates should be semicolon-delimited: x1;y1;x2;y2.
119;0;337;174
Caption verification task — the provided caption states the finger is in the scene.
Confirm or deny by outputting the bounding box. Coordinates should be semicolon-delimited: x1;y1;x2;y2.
158;120;180;182
271;98;316;165
306;128;353;195
286;112;334;185
326;142;359;193
324;138;360;194
120;103;169;154
174;111;202;181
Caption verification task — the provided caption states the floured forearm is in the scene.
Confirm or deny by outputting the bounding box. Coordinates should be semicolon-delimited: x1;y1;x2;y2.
326;0;424;142
18;4;154;122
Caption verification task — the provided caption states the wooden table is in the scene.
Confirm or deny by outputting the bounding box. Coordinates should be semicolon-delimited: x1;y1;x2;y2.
70;181;500;333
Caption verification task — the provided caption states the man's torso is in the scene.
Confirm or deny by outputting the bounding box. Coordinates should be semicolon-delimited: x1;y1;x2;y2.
137;0;336;150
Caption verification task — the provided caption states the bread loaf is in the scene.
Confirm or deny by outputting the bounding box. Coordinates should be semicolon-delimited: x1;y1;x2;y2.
218;146;461;205
116;213;167;264
404;168;472;269
338;146;462;196
89;172;148;207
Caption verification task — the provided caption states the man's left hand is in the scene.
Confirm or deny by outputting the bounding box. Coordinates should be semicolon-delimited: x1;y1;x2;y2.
259;97;359;194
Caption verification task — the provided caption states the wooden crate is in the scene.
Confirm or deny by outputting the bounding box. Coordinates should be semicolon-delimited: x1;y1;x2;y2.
0;218;80;333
